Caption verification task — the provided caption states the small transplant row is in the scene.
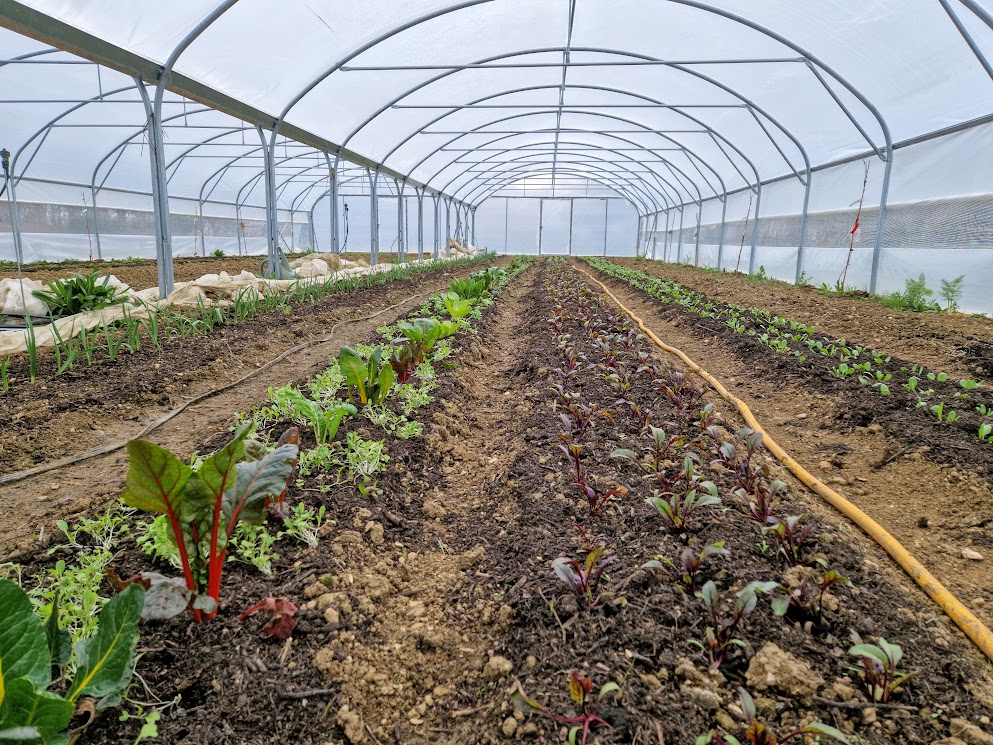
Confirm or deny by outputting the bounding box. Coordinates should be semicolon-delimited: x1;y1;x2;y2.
0;259;525;743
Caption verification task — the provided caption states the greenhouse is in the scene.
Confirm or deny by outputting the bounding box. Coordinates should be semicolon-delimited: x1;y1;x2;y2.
2;1;993;743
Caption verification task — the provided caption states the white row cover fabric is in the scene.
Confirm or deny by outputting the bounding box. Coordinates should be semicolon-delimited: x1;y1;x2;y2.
2;0;993;215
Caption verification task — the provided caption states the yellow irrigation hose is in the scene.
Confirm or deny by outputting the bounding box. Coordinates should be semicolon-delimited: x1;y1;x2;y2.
577;266;993;665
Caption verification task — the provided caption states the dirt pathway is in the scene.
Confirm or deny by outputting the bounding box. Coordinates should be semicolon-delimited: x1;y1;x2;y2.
586;261;993;635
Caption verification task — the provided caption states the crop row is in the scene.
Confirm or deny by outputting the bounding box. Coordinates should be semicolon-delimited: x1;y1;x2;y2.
586;257;993;451
509;261;932;744
0;258;529;743
0;254;496;391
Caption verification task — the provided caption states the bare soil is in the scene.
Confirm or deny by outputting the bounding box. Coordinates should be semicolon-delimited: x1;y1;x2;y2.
587;259;993;634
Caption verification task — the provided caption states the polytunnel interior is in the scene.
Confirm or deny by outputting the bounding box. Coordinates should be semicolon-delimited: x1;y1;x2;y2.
1;0;993;309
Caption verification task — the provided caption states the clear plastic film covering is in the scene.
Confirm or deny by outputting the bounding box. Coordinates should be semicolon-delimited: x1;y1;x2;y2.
0;0;990;307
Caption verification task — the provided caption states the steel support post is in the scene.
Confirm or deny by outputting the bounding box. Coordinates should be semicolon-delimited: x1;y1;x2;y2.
868;151;894;295
795;170;813;283
417;188;425;260
198;200;206;257
397;180;406;263
568;199;574;256
433;195;441;260
235;203;244;256
445;198;452;257
676;205;685;263
471;206;477;247
537;199;544;255
138;80;175;297
504;197;510;254
89;184;103;259
747;183;762;275
694;203;702;267
603;199;609;256
716;197;728;271
331;156;342;253
368;169;380;266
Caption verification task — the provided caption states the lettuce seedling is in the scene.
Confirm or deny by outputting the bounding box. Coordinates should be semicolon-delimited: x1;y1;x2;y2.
0;580;144;741
692;580;778;669
551;547;617;609
848;637;917;703
512;671;616;745
121;423;298;622
339;345;396;405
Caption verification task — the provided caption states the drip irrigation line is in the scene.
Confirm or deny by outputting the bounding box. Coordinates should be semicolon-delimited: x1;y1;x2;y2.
576;264;993;665
0;288;436;487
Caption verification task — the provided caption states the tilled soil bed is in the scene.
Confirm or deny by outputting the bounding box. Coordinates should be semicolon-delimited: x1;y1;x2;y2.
9;259;993;745
0;256;503;555
584;258;993;633
611;258;993;380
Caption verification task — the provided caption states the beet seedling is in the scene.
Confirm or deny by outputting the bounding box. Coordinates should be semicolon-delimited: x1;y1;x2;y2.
692;580;778;669
849;637;917;703
646;456;721;530
734;479;786;523
762;514;817;565
644;541;729;592
771;569;850;625
551;547;617;609
659;371;707;422
696;688;850;744
513;671;617;745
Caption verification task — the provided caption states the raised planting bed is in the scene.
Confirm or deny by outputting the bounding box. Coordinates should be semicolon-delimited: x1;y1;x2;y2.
609;258;993;380
584;258;993;632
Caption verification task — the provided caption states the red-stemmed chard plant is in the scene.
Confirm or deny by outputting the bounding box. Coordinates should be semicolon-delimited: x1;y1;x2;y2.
122;423;298;622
